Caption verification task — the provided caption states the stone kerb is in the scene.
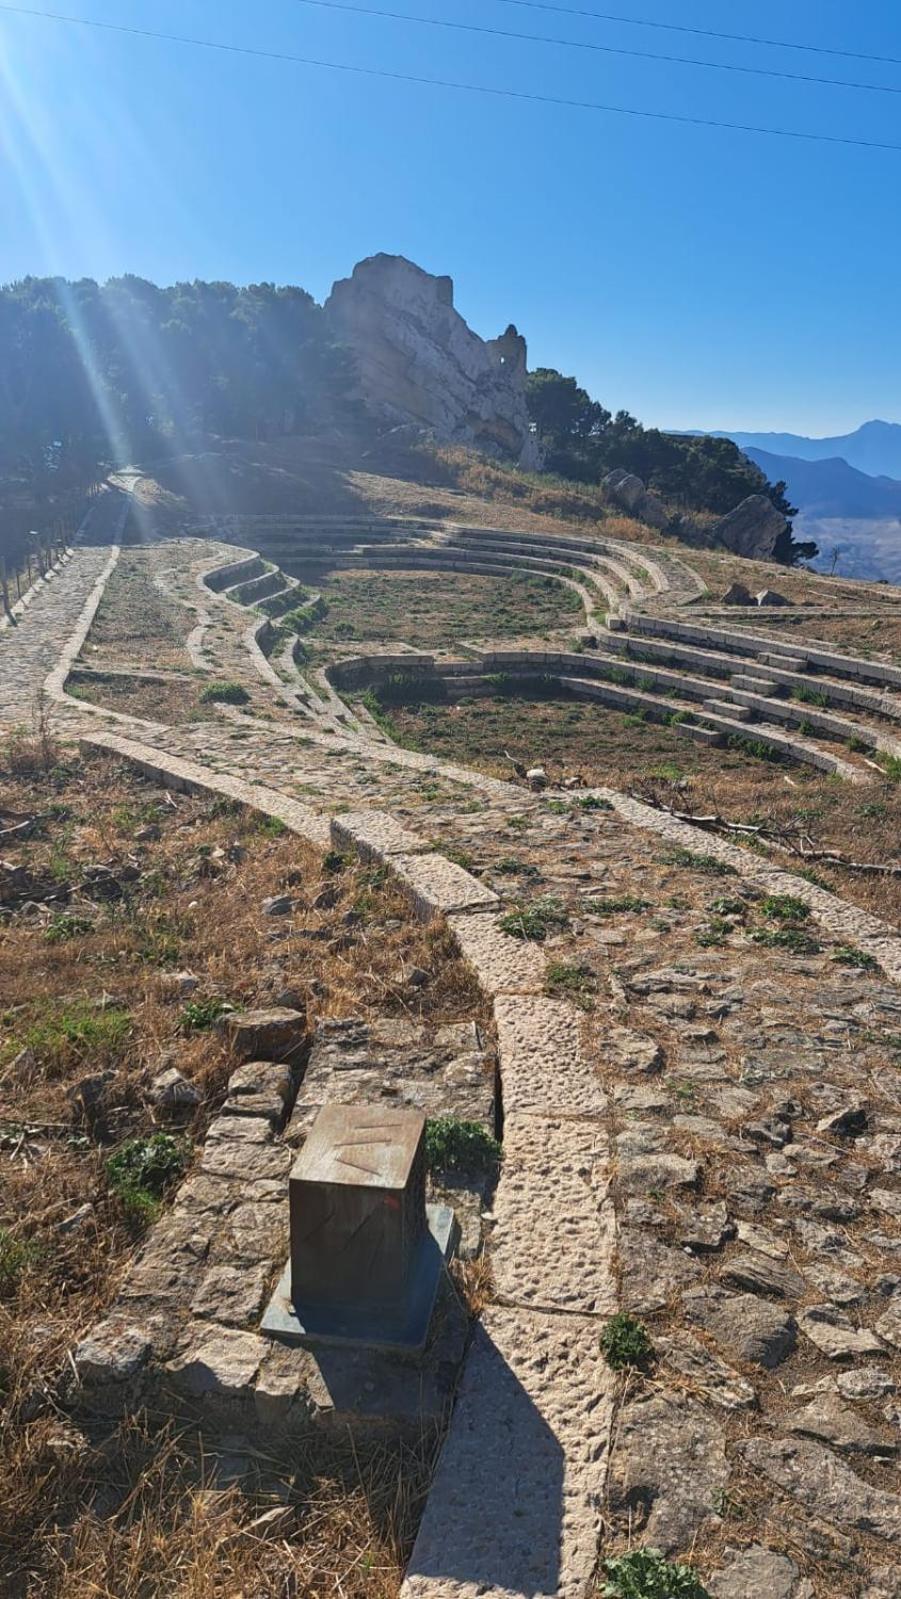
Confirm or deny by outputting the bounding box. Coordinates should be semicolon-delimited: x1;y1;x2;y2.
44;543;121;704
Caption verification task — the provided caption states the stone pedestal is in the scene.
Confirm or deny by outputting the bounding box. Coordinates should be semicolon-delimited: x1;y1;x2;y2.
262;1104;456;1352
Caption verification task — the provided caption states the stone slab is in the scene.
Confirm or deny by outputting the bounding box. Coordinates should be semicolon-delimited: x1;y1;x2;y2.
447;911;547;996
401;1304;613;1599
330;809;428;861
490;1114;616;1316
494;996;606;1117
393;854;499;921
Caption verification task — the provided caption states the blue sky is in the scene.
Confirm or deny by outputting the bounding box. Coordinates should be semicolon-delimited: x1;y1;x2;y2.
1;0;900;434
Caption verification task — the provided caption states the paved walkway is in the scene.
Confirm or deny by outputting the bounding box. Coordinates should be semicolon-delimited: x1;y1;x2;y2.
2;529;900;1597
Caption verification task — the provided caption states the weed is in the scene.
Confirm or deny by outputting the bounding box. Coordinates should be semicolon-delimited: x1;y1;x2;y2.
582;894;649;915
0;1228;41;1295
696;918;730;948
322;849;349;873
497;896;570;942
424;1118;500;1173
545;961;598;1010
255;814;287;837
760;894;810;922
576;794;613;811
832;944;878;970
600;1313;655;1372
544;799;570;815
106;1132;190;1222
44;913;93;943
199;680;251;705
21;1003;131;1069
662;848;736;877
751;926;821;955
792;685;828;707
181;996;232;1031
877;753;901;782
495;856;539;877
709;896;747;918
602;1549;710;1599
848;735;869;753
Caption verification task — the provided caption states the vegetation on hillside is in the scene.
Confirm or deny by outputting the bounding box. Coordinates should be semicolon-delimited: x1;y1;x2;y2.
525;367;816;563
0;274;361;569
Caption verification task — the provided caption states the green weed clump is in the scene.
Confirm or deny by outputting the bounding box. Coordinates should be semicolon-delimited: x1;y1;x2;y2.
545;961;598;1010
199;680;250;705
497;895;570;942
20;1002;131;1070
44;913;93;943
424;1118;500;1173
662;848;736;877
832;944;878;970
760;894;810;922
602;1549;710;1599
106;1132;190;1224
0;1227;42;1295
600;1313;655;1372
181;996;232;1032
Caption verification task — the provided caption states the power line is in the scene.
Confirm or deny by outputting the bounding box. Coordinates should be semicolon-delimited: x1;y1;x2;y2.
2;3;901;152
495;0;901;71
290;0;901;98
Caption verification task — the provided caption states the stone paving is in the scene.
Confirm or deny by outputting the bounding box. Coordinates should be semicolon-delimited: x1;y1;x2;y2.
3;515;901;1597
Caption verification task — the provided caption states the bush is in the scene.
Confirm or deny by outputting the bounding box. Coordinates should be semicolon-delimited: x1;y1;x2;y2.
602;1549;710;1599
199;680;250;705
600;1313;655;1372
760;894;810;922
424;1118;500;1173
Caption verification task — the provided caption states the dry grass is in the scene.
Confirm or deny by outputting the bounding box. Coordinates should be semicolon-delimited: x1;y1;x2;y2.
0;740;485;1599
82;551;193;672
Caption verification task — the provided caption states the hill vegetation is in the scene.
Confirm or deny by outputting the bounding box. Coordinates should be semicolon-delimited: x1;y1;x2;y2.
526;367;797;520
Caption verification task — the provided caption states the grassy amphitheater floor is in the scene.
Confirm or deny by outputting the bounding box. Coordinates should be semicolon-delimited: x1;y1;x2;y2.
1;480;901;1599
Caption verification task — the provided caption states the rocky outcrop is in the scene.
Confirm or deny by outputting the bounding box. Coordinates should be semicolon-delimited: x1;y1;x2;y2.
711;493;789;560
324;255;540;468
602;469;668;529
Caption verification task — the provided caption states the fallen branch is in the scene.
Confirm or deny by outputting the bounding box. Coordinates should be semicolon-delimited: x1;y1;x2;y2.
629;790;901;877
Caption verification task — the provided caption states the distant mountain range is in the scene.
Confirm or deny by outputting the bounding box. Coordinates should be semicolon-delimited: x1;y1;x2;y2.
720;419;901;481
674;420;901;582
741;446;901;520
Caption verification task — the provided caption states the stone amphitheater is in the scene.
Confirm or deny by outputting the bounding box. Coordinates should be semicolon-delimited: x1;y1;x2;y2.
3;481;901;1599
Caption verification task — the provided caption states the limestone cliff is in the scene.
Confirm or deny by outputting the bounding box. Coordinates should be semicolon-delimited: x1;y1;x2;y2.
323;255;540;469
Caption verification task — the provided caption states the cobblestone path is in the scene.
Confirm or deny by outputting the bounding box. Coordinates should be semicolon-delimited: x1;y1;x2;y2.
3;528;901;1599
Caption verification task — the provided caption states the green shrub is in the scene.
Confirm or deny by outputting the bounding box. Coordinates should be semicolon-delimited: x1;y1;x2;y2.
497;895;570;941
576;794;613;811
199;680;250;705
424;1118;500;1173
602;1549;710;1599
600;1313;655;1372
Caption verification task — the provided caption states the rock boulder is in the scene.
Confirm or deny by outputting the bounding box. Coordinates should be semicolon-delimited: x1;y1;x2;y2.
712;494;789;559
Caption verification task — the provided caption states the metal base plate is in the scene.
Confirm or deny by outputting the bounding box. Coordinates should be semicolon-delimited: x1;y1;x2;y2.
261;1203;458;1354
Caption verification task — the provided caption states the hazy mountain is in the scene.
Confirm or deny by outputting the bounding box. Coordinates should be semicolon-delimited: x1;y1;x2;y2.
742;447;901;519
718;420;901;480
